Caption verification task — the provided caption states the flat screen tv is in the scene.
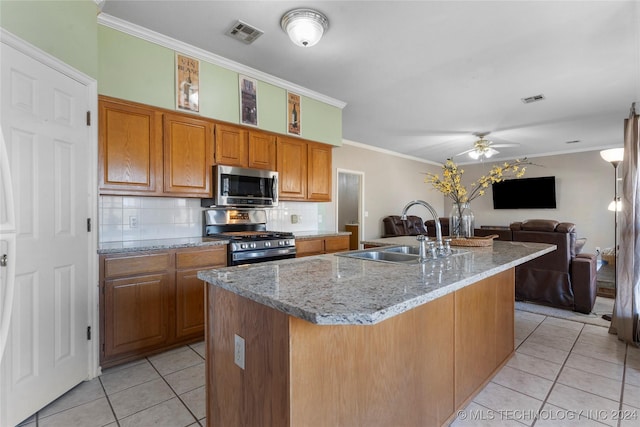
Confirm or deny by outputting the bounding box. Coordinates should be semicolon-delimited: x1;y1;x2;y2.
492;176;557;209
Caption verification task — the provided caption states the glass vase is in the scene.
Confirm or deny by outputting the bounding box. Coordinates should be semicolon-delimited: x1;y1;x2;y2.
449;202;475;238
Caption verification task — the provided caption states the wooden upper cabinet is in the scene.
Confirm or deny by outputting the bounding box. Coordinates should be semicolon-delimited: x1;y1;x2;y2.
248;131;276;170
307;143;332;201
98;97;163;195
163;113;214;197
277;136;307;200
215;124;248;167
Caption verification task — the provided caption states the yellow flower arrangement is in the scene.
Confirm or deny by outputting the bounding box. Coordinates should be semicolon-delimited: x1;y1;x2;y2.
425;158;530;205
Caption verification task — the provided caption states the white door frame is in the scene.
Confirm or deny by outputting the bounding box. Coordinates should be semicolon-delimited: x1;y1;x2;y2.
335;168;365;247
0;29;100;378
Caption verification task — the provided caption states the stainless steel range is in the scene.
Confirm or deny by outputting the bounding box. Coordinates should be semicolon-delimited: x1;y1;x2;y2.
203;209;296;266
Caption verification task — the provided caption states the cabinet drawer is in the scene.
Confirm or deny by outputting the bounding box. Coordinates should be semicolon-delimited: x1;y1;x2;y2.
296;239;324;257
176;246;227;269
324;236;350;253
104;252;172;278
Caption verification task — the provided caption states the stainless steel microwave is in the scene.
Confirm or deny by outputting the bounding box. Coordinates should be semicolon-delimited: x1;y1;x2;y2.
203;165;278;208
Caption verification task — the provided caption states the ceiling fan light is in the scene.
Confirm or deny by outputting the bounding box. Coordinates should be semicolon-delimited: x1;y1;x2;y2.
485;147;499;158
468;150;481;160
281;9;329;47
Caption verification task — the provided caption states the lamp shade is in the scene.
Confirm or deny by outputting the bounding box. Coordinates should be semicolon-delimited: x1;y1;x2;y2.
608;199;622;211
600;148;624;164
281;9;329;47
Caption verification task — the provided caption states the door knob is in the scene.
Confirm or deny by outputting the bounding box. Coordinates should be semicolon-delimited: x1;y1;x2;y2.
0;254;7;267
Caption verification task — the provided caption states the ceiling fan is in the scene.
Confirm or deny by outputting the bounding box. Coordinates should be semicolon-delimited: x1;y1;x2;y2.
456;133;519;160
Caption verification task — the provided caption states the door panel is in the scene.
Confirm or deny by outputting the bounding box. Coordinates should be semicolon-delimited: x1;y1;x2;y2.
104;274;170;358
1;42;91;427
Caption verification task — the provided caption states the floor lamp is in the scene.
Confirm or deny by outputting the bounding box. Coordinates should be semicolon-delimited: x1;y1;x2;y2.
600;148;624;321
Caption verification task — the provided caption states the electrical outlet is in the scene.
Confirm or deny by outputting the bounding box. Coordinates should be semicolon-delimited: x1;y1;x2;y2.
234;334;245;369
291;214;299;224
318;214;323;223
129;216;138;228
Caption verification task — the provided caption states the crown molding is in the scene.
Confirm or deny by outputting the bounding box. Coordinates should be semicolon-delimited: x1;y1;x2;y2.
97;13;347;110
342;139;442;166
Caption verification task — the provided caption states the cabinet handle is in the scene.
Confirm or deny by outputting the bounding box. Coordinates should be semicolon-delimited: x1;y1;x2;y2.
0;254;7;267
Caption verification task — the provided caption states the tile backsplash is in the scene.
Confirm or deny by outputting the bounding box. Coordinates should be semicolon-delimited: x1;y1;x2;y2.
98;196;327;243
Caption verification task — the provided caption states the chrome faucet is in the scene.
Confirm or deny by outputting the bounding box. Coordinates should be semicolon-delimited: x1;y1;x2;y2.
400;200;444;258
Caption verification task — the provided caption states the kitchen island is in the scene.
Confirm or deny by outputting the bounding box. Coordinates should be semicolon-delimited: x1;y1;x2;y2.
198;240;554;426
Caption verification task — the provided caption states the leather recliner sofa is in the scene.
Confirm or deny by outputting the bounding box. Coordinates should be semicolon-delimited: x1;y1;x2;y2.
504;219;597;314
382;215;428;237
424;218;450;238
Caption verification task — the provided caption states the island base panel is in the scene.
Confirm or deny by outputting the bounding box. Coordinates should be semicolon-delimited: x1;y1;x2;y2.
206;286;290;427
289;293;455;426
455;268;515;407
206;268;515;427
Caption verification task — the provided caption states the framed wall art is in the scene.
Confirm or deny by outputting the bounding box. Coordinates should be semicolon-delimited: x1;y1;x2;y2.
176;53;200;112
287;92;301;135
239;75;258;126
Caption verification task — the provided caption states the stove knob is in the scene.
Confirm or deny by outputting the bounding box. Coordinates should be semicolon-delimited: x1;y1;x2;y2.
240;243;247;249
284;240;290;245
278;240;285;246
265;242;271;247
250;243;257;249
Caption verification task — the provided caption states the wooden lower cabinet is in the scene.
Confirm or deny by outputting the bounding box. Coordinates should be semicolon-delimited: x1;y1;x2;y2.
175;247;227;339
296;235;350;257
324;235;350;253
104;273;171;359
206;268;515;426
100;245;226;367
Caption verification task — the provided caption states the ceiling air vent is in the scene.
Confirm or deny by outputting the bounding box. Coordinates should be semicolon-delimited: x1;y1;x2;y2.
521;94;546;104
226;20;264;44
565;140;581;144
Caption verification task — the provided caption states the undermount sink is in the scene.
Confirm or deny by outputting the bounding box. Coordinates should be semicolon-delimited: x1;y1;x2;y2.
335;245;468;264
383;245;468;256
342;250;420;263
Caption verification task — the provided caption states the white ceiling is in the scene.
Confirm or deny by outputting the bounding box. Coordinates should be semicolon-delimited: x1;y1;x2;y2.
100;0;640;164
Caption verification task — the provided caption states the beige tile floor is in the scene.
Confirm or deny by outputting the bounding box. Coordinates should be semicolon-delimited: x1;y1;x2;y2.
16;311;640;427
17;341;206;427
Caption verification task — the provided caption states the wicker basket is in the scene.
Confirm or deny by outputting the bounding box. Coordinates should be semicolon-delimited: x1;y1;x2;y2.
449;234;499;247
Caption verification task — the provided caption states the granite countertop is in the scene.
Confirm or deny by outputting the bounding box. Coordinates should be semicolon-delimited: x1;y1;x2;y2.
97;230;350;254
97;237;229;254
198;240;555;326
294;230;351;239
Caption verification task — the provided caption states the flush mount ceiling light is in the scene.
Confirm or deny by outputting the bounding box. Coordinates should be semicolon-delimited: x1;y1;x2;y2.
280;8;329;47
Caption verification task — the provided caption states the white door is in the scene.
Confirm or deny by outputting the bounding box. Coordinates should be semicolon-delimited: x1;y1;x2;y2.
0;41;92;426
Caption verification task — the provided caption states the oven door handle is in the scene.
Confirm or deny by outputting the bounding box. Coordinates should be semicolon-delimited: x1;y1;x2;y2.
231;246;295;262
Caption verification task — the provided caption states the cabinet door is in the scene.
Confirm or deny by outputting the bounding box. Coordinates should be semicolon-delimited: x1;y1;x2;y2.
296;238;324;257
175;247;227;339
277;137;307;200
307;142;332;201
176;269;206;339
248;131;276;170
98;97;163;195
164;113;214;197
103;273;171;360
324;236;349;253
215;124;248;167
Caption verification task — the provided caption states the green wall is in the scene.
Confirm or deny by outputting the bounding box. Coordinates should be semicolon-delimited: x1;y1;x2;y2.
98;25;342;146
0;0;98;78
0;2;342;146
